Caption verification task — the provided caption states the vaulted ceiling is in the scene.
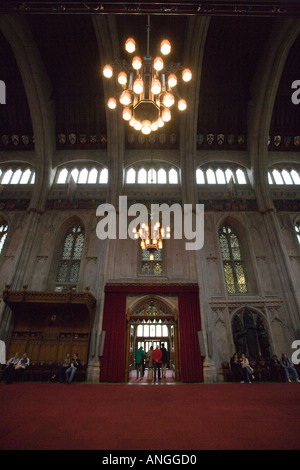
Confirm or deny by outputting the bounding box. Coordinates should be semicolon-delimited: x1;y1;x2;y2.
0;6;299;154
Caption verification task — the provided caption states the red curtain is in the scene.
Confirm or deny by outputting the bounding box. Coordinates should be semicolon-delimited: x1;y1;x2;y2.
99;291;127;382
100;284;203;383
178;291;203;382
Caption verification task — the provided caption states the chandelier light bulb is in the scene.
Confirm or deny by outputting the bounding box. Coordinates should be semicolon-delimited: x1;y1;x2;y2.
178;99;187;111
125;38;136;53
103;64;113;78
162;108;171;122
119;91;131;106
134;120;142;131
151;121;158;131
122;107;132;121
153;56;164;71
158;240;163;249
132;56;142;70
163;92;175;107
107;97;117;109
151;78;162;95
168;73;177;88
129;117;136;127
149;253;154;261
133;78;144;94
161;39;171;55
157;117;164;127
182;68;192;82
118;71;127;85
141;120;152;135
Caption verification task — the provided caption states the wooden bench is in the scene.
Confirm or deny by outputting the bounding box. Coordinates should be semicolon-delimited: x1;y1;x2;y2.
222;360;300;383
1;361;88;383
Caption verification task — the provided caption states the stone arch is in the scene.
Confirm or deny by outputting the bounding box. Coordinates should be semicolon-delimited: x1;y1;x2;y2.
231;306;271;361
129;295;177;316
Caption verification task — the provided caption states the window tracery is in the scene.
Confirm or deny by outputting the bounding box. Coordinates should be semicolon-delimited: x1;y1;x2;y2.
0;166;35;185
56;165;108;185
55;225;85;291
219;225;248;294
196;164;248;185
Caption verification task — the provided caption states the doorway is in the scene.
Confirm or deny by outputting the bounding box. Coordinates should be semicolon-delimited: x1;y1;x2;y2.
125;299;179;383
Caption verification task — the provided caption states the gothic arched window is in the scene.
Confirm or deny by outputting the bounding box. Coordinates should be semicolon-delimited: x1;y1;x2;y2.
232;309;270;361
0;223;8;255
140;248;163;276
219;225;248;294
55;225;85;291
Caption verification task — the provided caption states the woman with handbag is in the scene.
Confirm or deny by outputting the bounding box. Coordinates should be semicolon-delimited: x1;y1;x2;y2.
240;353;255;383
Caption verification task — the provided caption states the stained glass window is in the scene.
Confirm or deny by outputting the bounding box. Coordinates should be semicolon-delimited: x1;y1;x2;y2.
140;248;163;276
219;225;248;294
232;310;270;361
0;223;8;255
55;225;85;290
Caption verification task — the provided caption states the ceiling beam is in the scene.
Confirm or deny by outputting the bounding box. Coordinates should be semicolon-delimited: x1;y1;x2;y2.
1;1;300;18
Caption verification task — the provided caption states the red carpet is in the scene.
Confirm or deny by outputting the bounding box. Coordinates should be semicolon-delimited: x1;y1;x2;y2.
0;382;299;450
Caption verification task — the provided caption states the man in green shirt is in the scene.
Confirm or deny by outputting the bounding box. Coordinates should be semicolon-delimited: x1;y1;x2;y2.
135;346;146;379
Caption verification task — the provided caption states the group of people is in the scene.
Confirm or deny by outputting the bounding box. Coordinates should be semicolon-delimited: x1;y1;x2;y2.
135;343;168;381
1;352;30;384
50;352;81;384
0;351;80;384
230;352;255;383
230;351;300;383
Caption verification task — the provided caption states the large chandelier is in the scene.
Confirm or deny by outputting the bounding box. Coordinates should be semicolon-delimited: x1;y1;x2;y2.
103;16;192;135
132;217;171;261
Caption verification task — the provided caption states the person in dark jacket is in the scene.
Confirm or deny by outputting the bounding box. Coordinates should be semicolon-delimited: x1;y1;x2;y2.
230;352;244;382
280;353;300;383
51;352;71;383
161;343;168;379
152;346;162;381
269;354;282;382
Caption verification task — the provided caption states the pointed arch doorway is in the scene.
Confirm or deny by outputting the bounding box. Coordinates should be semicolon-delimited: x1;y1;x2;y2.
100;284;203;383
125;298;179;383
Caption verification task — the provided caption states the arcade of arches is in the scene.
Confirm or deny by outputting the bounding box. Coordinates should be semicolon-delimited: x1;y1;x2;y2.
0;6;299;384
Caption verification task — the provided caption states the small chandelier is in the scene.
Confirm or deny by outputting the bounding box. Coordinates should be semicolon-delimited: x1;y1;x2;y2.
103;16;192;135
132;218;171;261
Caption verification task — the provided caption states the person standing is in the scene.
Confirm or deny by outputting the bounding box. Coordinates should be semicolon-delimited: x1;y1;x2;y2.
161;343;168;379
152;345;162;381
280;353;300;383
146;346;153;381
135;346;146;379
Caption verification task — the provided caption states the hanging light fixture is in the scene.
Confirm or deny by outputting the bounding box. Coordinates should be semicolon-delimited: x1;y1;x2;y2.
132;214;171;261
103;16;192;135
131;161;171;260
